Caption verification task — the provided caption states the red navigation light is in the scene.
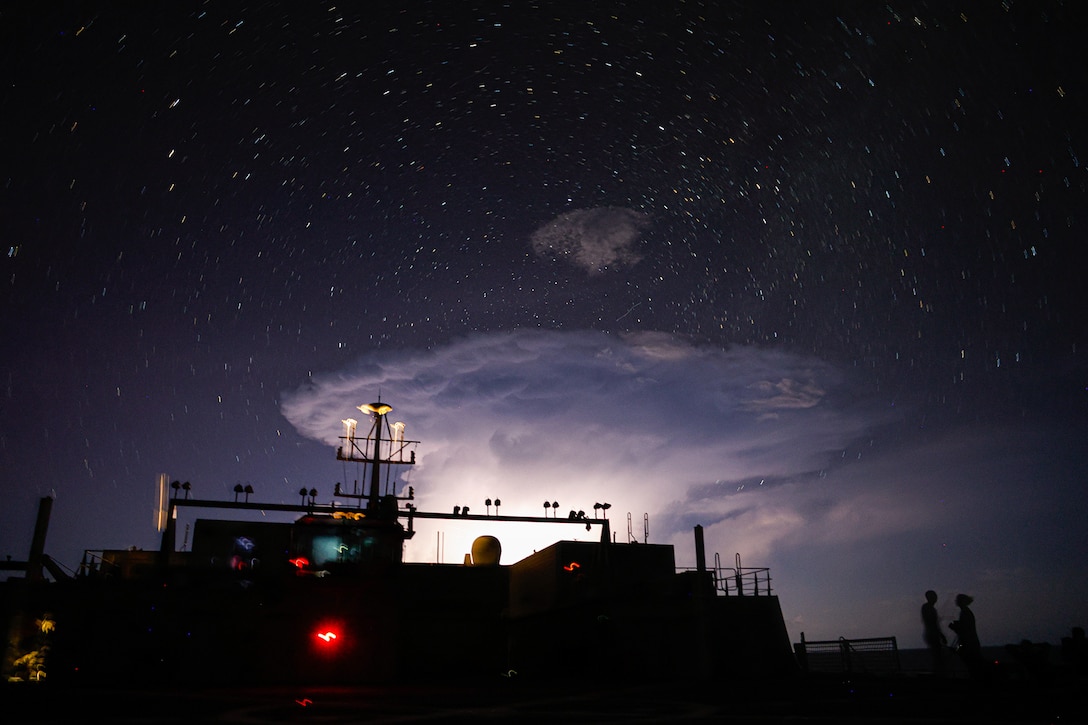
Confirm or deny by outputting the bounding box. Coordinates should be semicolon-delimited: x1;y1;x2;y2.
563;561;581;572
289;557;310;569
311;619;347;657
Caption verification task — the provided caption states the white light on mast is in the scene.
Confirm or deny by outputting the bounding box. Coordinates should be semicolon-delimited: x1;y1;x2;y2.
342;418;358;457
155;473;168;532
391;421;406;443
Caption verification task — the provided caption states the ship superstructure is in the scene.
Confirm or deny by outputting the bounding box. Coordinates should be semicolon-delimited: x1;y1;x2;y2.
1;399;796;686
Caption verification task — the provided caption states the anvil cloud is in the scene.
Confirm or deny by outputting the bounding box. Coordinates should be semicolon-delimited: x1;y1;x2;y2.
281;329;1086;645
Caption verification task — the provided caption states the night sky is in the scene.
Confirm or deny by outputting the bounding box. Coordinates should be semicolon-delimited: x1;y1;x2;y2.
3;2;1086;651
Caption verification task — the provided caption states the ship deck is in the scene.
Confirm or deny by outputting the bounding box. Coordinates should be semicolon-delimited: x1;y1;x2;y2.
4;672;1085;724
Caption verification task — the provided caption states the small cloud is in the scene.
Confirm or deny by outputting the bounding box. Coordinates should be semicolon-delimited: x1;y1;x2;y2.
530;207;650;274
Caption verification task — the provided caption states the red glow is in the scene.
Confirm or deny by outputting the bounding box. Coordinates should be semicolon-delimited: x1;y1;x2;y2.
310;619;348;658
563;561;581;571
289;557;310;568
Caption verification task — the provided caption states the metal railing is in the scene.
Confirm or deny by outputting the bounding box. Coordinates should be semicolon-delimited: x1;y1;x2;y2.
794;634;901;675
677;552;774;596
78;550;114;577
713;565;773;596
714;552;772;595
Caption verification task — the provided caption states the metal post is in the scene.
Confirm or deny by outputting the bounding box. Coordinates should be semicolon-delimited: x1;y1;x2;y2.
159;501;177;555
26;496;53;581
694;525;706;574
368;413;384;511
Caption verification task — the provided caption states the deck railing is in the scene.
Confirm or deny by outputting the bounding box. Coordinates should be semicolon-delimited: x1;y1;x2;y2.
677;552;774;596
794;634;901;675
714;551;773;595
712;565;773;595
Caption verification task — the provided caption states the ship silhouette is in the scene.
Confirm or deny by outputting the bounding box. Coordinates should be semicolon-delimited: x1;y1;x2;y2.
1;399;795;686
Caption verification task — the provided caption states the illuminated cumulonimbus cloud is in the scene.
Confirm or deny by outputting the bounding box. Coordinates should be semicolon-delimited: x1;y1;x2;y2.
280;329;899;564
530;207;650;274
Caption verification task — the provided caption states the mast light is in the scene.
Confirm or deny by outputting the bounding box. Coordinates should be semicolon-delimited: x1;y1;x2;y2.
359;402;393;416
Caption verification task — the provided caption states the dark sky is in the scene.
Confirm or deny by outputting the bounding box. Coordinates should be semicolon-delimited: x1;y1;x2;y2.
2;1;1086;649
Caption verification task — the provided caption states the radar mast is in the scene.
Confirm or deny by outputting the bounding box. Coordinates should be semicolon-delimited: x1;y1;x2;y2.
337;400;417;516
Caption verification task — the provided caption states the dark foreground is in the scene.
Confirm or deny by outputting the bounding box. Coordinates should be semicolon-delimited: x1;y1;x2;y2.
3;674;1085;724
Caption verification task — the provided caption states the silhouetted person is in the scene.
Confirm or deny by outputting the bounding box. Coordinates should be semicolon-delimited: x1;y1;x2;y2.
949;593;984;679
922;590;947;675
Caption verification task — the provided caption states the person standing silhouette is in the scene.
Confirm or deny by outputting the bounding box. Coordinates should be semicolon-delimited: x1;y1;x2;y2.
949;593;984;678
922;590;947;675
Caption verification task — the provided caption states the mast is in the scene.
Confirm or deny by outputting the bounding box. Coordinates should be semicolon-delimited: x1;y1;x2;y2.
337;400;416;517
366;401;388;511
